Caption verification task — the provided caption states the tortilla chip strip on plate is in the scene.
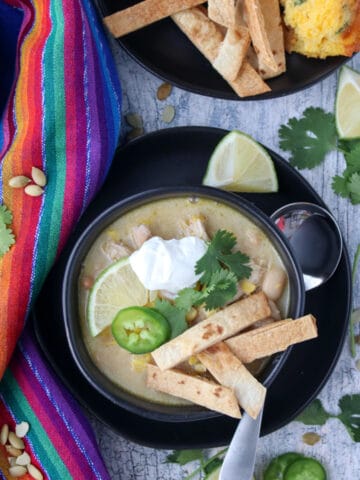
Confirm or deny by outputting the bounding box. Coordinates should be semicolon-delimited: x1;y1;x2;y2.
152;291;271;370
198;342;266;419
226;314;318;364
172;7;270;97
147;364;241;418
103;0;206;38
207;0;237;28
213;27;251;82
243;0;278;71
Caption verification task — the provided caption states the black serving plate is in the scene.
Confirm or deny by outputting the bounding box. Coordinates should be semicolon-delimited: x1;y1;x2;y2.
32;127;352;448
97;0;351;100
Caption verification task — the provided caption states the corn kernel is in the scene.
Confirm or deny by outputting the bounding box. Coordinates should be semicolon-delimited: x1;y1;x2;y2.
240;279;256;295
106;229;118;241
186;307;197;322
194;363;207;373
188;355;198;366
131;354;152;372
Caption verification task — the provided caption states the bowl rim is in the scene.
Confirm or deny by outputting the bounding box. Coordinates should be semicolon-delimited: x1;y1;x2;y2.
62;185;305;422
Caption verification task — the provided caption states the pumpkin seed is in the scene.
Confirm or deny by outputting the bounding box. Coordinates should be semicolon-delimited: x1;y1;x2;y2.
24;185;44;197
28;463;44;480
16;451;31;466
161;105;175;123
126;127;144;142
302;432;321;445
8;176;31;188
8;457;17;467
5;445;22;457
31;167;47;187
0;423;9;445
9;465;27;477
8;431;25;450
15;421;30;438
157;83;172;101
125;113;143;129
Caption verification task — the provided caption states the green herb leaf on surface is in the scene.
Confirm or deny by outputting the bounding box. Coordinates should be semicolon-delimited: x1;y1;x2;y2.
0;205;13;225
295;399;331;426
338;395;360;442
166;449;205;466
348;172;360;204
278;107;337;169
0;223;15;257
332;175;349;198
154;299;188;339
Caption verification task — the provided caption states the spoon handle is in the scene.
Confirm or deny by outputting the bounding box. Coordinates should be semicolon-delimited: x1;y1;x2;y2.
219;408;263;480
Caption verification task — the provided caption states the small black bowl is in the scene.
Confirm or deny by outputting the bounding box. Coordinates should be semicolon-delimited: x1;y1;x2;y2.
62;186;305;422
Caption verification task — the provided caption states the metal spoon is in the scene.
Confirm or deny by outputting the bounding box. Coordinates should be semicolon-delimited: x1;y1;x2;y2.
219;202;343;480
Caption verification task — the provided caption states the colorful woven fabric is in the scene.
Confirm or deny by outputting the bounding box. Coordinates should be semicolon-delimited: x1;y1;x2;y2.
0;0;121;374
0;0;121;478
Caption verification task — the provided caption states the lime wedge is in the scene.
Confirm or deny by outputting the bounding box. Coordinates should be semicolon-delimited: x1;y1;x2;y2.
203;131;278;192
87;257;148;336
335;66;360;139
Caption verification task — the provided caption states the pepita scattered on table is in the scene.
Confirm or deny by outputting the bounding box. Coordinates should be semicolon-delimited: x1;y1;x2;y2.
125;113;143;129
24;185;44;197
157;82;172;101
302;432;321;445
161;105;175;123
126;127;144;142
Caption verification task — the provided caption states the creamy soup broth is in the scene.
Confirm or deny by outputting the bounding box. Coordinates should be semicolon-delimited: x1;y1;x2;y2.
79;197;290;406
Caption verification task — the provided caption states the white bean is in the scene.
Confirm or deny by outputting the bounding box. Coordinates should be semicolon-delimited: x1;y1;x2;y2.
262;267;287;301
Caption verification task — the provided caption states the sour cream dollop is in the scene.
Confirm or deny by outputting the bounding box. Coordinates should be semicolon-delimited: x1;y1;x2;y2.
129;236;207;294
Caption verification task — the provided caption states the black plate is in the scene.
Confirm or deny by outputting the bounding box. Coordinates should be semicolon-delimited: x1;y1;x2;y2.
97;0;351;100
32;127;352;449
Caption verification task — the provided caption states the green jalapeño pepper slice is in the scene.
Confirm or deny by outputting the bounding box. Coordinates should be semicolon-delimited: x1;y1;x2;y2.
111;306;170;354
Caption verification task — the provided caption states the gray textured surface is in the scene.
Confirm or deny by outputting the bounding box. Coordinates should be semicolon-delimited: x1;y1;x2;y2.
89;45;360;479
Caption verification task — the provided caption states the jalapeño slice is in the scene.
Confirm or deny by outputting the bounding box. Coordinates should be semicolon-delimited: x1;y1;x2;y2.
111;306;170;354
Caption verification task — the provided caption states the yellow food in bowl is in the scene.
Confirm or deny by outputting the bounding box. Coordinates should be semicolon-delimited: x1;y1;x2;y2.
281;0;360;58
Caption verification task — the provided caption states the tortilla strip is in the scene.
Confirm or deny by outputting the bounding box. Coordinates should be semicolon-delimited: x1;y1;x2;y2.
208;0;236;28
213;27;251;82
243;0;278;71
152;292;271;370
172;8;270;97
226;315;318;364
198;343;266;418
147;364;241;418
257;0;286;78
103;0;205;38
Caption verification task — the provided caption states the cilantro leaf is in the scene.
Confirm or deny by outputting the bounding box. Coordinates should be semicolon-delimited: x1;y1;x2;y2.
0;205;13;225
0;223;15;257
348;172;360;204
196;230;251;283
295;399;331;426
332;175;349;198
220;251;251;280
338;138;360;154
166;449;204;466
344;142;360;169
202;270;238;310
338;395;360;442
154;299;188;339
175;288;204;311
279;107;337;169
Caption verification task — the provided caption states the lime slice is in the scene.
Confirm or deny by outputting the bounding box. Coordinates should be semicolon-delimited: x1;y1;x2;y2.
203;130;278;192
87;257;148;336
335;66;360;139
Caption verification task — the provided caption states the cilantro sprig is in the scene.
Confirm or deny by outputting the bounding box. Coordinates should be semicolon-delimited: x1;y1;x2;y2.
278;108;360;204
296;395;360;442
0;205;15;257
152;230;252;339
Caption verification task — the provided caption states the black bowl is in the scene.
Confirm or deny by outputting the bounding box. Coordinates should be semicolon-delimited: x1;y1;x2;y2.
62;186;305;422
